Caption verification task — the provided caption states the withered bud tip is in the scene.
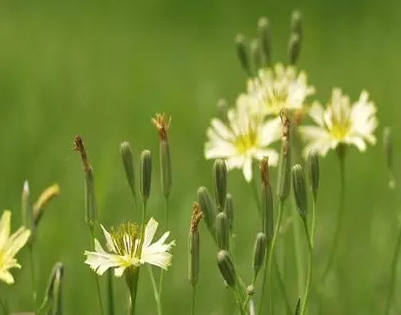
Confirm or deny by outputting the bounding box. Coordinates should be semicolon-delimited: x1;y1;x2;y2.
73;135;91;173
259;156;270;185
190;202;204;233
151;113;171;141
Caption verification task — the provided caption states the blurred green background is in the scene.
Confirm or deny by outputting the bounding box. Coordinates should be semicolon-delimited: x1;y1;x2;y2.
1;0;400;314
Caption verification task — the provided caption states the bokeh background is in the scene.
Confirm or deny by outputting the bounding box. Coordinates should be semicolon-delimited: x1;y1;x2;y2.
1;0;400;314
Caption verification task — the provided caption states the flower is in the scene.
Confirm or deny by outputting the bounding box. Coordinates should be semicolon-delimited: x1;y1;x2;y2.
0;210;31;285
247;63;315;116
204;93;281;182
84;217;175;276
298;88;378;157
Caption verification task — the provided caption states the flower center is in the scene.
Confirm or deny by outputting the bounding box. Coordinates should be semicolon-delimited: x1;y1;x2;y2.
327;104;352;140
234;130;258;154
110;222;141;257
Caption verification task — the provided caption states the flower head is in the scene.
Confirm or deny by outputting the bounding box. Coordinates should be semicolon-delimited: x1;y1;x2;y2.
0;210;31;285
205;94;281;182
299;88;378;157
84;217;175;277
247;63;315;117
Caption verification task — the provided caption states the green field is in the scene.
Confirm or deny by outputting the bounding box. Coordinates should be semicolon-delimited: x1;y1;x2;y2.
1;0;401;314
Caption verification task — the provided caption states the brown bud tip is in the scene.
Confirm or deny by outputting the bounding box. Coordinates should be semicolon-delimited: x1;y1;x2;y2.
151;113;171;141
190;202;204;234
259;156;270;186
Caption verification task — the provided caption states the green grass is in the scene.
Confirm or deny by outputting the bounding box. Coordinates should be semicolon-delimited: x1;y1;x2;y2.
1;0;401;314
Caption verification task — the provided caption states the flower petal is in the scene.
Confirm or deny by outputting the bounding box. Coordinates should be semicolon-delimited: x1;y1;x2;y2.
142;218;158;249
0;211;11;251
101;225;117;254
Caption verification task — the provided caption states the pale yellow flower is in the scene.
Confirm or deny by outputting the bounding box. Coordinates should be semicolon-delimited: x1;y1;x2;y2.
0;210;31;285
247;63;315;116
299;88;378;157
84;217;175;277
205;93;281;182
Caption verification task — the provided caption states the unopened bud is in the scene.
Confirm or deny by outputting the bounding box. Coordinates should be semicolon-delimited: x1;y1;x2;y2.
197;186;217;236
251;39;262;73
291;10;303;39
188;230;200;287
139;150;152;203
213;159;227;210
235;34;251;76
216;212;229;250
217;250;236;288
257;17;272;67
277;113;292;201
291;164;308;217
288;33;301;65
21;181;34;241
225;193;234;231
39;262;64;314
33;183;60;227
252;232;267;279
217;99;229;124
120;141;137;199
308;150;320;200
383;126;395;189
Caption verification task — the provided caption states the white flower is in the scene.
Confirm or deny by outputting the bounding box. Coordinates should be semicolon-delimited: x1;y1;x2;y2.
0;210;31;285
84;217;175;277
204;93;281;182
247;63;315;116
298;88;378;157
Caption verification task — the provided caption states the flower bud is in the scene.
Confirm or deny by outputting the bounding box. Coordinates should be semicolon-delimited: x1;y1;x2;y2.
120;141;137;199
188;230;200;287
257;17;272;67
213;159;227;210
251;39;262;73
288;33;301;65
216;212;229;250
291;10;303;40
217;250;236;288
291;164;308;217
252;232;267;280
235;33;251;76
383;126;395;189
33;183;60;227
197;186;217;236
139;150;152;203
225;193;234;231
21;181;34;241
39;262;64;314
217;99;229;124
277;113;292;201
308;150;319;200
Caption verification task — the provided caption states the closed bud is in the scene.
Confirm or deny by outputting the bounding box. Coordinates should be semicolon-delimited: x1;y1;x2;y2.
217;99;229;124
120;141;137;199
291;164;308;217
251;39;262;73
225;193;234;231
188;231;200;287
277;113;292;201
235;33;251;76
260;157;273;242
308;150;320;200
217;250;236;288
139;150;152;202
213;159;227;210
383;126;395;189
21;181;34;241
257;17;272;67
252;232;267;280
197;186;218;236
216;212;229;250
33;183;60;227
288;33;301;65
291;10;303;40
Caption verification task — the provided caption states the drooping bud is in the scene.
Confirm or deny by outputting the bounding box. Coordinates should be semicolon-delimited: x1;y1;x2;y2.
217;99;229;124
257;17;272;67
235;33;251;76
291;164;308;217
217;250;236;288
197;186;218;236
188;203;203;287
252;232;267;280
259;157;273;243
139;150;152;203
216;212;229;250
277;111;292;201
288;33;301;65
152;114;172;199
33;183;60;227
21;181;34;241
120;141;137;199
213;159;227;210
383;126;395;189
251;39;262;73
225;193;234;231
308;150;320;200
38;262;64;314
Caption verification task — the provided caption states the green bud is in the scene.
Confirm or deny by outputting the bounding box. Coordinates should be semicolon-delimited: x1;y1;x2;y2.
308;150;320;200
217;99;229;124
197;186;218;236
213;159;227;210
160;140;172;199
33;183;60;228
291;10;303;40
291;164;308;217
188;230;200;287
260;157;273;243
216;212;229;250
288;33;301;65
139;150;152;203
257;17;272;67
252;232;267;280
277;117;292;201
120;141;137;199
85;167;97;227
217;250;236;288
383;126;396;189
251;39;262;73
21;181;34;241
235;33;251;76
225;193;234;231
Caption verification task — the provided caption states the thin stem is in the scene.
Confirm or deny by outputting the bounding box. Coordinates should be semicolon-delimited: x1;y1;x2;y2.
106;269;115;315
157;197;169;308
127;270;139;315
292;202;304;296
311;196;317;245
322;154;345;281
28;244;37;308
259;199;285;315
0;298;7;315
300;218;313;315
250;175;262;217
385;225;401;314
191;286;196;315
273;259;292;315
147;266;162;315
89;227;105;315
233;286;245;315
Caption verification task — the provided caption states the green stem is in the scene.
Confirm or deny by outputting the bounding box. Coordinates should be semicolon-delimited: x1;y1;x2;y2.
127;268;140;315
259;199;285;315
385;224;401;314
299;218;313;315
157;198;169;309
322;154;345;281
292;200;304;296
89;227;105;315
28;244;37;308
106;269;115;315
311;196;316;245
250;174;262;217
0;297;7;315
148;266;162;315
233;286;245;315
273;258;292;315
191;286;196;315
